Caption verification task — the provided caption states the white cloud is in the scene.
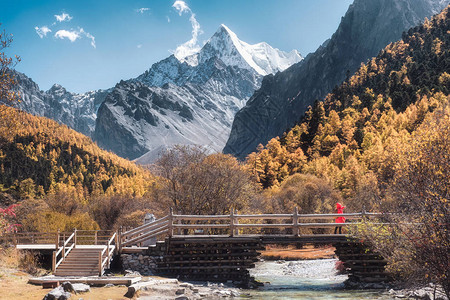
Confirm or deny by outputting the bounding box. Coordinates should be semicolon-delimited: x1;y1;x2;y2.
136;7;150;14
173;1;190;15
172;0;203;60
54;28;96;48
54;29;80;42
55;12;73;22
166;16;171;23
35;26;52;38
137;44;142;49
34;13;96;48
80;28;96;48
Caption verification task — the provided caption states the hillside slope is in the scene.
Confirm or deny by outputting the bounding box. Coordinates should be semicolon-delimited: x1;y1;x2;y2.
224;0;449;159
0;106;153;201
246;5;450;199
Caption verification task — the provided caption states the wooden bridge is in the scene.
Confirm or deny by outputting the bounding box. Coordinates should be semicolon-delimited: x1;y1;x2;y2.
5;209;389;285
120;208;381;247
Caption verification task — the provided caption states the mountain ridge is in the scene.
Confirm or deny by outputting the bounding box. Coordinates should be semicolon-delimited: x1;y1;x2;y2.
15;71;110;137
94;25;302;162
224;0;450;160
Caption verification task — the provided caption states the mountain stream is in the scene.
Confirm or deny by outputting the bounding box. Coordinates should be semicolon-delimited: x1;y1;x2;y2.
240;259;394;299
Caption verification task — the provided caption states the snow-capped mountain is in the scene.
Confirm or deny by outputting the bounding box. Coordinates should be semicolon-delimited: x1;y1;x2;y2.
137;24;302;87
94;25;302;162
14;71;110;137
183;24;302;76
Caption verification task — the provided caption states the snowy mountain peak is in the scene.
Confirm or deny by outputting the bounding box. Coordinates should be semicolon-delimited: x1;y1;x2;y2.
47;83;69;97
181;24;303;76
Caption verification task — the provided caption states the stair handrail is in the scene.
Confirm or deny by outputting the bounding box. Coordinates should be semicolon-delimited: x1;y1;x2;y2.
99;232;117;276
52;230;76;272
121;215;169;239
120;223;169;247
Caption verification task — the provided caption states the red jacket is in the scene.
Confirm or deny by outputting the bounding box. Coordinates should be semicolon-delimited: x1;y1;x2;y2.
336;203;346;223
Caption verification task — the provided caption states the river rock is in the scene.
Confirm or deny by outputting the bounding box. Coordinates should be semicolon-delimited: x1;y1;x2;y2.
73;283;90;293
43;286;71;300
62;282;90;294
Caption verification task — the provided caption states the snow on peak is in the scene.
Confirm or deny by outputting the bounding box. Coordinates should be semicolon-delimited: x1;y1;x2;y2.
180;24;303;76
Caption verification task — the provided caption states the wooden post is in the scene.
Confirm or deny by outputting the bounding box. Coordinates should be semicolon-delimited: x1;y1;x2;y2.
234;209;239;236
119;226;122;253
115;231;120;254
62;240;66;261
168;208;173;237
107;239;111;268
52;251;56;273
293;207;299;237
74;229;77;247
95;231;98;245
98;251;103;276
55;229;60;249
230;209;235;237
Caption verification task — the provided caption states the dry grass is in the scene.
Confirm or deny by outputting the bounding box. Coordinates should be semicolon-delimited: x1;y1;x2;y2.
0;247;45;276
0;268;52;300
261;244;336;260
0;269;129;300
0;247;129;299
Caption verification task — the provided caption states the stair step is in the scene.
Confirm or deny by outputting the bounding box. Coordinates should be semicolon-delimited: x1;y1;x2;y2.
63;258;100;261
58;266;98;270
55;273;99;276
60;260;98;266
54;247;110;276
57;266;98;270
55;270;99;274
64;255;102;258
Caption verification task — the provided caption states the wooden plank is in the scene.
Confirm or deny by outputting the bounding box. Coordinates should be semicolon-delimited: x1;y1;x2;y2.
236;224;293;228
172;224;230;229
236;214;293;219
157;259;256;264
173;215;229;221
28;276;141;286
158;265;255;270
16;244;57;250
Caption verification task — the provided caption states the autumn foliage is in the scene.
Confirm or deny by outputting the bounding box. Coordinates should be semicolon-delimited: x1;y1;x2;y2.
0;204;20;235
245;6;450;293
0;106;156;230
247;7;450;211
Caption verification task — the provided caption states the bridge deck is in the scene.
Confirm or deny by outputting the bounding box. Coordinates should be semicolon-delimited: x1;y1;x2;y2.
16;244;107;250
168;234;350;244
16;244;57;250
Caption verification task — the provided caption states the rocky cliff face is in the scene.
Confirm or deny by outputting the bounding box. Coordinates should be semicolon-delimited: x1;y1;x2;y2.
94;25;302;162
224;0;449;159
15;71;109;137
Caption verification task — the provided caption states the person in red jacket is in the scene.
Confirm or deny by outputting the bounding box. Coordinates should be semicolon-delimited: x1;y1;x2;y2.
334;202;346;234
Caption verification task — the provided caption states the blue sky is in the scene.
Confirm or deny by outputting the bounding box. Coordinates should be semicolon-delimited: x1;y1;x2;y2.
1;0;353;93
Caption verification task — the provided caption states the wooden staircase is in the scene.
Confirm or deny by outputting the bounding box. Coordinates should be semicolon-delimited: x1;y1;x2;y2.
52;230;117;277
54;248;103;277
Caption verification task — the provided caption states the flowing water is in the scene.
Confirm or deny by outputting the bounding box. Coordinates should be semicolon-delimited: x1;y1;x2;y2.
240;259;394;299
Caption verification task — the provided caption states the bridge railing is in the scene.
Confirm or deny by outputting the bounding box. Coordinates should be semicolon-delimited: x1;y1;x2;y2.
172;209;381;236
3;231;60;246
120;209;382;246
